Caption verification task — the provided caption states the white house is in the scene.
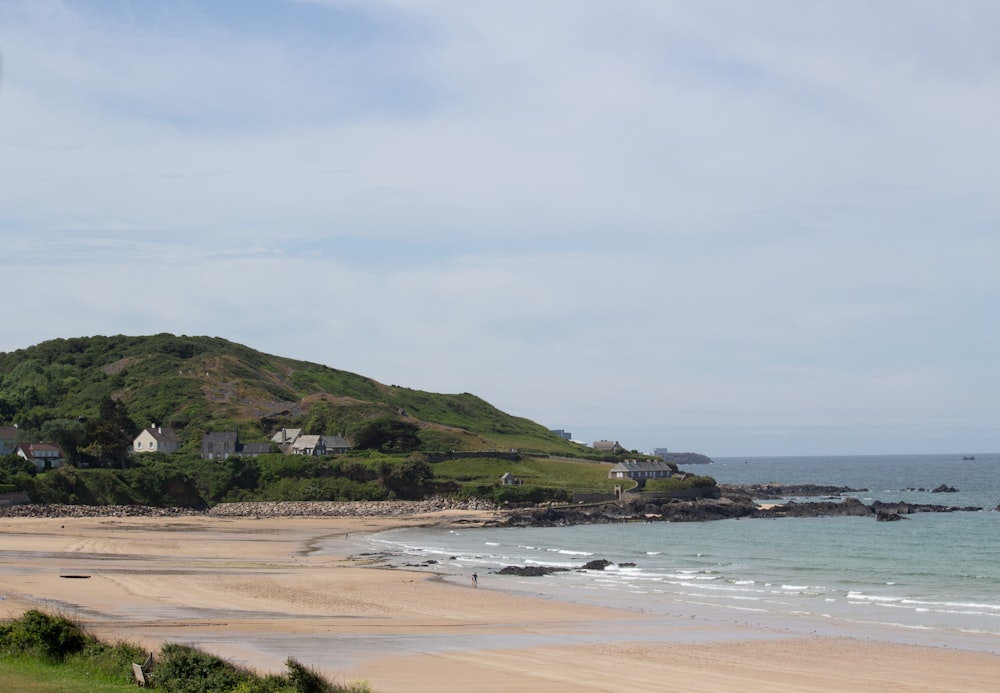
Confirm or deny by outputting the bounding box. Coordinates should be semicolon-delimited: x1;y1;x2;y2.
133;424;182;454
16;442;66;471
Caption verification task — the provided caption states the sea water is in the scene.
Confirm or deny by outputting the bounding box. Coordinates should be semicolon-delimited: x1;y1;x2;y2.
363;453;1000;648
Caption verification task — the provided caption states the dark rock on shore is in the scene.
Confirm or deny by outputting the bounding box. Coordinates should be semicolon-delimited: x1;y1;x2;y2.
721;483;868;499
870;500;982;514
498;565;569;577
876;511;906;521
754;497;871;518
498;557;619;577
497;488;983;527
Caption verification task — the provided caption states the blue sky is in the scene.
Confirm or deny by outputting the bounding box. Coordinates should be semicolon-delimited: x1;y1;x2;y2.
1;1;998;457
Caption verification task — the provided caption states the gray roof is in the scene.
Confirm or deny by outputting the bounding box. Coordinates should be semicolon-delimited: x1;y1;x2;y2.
609;460;674;473
321;435;351;449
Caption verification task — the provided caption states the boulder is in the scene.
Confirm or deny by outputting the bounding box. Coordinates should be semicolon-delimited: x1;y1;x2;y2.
497;565;568;577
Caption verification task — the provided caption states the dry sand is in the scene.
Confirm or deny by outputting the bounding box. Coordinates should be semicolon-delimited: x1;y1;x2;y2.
1;512;998;692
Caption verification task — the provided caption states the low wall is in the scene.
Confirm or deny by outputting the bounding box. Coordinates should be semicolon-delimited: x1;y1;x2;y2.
624;486;720;502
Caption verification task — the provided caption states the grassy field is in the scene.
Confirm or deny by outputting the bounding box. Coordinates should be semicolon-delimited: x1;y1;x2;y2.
0;656;136;692
431;455;617;492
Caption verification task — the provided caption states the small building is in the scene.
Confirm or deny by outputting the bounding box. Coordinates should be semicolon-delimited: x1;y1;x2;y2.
291;434;326;456
607;459;674;481
320;435;352;455
593;439;624;453
133;424;182;454
500;472;520;485
201;431;239;460
16;442;66;471
270;428;302;452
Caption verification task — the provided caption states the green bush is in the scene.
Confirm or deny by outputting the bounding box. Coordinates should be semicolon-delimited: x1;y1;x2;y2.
154;643;252;692
0;610;88;661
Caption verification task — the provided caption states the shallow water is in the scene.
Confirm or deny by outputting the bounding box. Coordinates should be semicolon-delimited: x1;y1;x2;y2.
359;453;1000;652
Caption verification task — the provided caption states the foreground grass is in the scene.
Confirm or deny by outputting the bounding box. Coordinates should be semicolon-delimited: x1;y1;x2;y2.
0;656;136;691
1;610;371;692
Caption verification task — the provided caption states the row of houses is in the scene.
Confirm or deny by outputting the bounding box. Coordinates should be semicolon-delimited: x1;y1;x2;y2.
199;428;351;460
8;422;670;482
1;423;355;471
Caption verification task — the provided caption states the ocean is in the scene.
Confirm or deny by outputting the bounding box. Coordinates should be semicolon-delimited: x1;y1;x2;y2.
363;453;1000;651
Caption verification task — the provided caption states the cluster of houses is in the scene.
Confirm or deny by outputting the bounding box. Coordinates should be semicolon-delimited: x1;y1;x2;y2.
5;422;672;485
0;423;355;472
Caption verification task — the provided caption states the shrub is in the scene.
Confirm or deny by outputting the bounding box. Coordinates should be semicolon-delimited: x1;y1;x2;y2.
0;609;88;660
154;643;252;692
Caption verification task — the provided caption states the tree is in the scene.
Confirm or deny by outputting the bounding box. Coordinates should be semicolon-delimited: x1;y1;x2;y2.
80;396;137;468
385;455;433;499
352;418;421;453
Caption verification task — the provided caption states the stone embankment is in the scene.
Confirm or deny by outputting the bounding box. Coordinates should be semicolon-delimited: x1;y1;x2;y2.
208;498;497;517
0;504;203;519
0;497;497;519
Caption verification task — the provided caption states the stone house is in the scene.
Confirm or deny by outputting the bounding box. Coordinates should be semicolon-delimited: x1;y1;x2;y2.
270;428;302;453
290;434;326;456
593;440;624;453
321;435;351;454
201;431;240;460
607;459;674;481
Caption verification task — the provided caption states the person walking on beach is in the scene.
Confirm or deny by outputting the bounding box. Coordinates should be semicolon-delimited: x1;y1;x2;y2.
472;572;478;588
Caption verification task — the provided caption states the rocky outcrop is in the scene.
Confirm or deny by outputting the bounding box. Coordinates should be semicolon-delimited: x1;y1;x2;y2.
870;500;982;514
754;497;871;518
721;483;868;499
876;510;906;521
499;557;617;577
498;565;569;577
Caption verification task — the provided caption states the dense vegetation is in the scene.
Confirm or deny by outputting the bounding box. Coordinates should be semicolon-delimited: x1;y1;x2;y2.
0;334;584;464
0;335;705;506
0;609;369;692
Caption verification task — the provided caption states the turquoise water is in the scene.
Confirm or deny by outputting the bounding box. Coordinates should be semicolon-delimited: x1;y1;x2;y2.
367;454;1000;647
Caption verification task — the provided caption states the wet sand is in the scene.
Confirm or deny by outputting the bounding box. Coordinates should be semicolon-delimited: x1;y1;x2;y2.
1;513;998;692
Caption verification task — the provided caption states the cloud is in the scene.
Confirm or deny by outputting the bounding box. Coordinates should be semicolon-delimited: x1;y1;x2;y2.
1;0;999;455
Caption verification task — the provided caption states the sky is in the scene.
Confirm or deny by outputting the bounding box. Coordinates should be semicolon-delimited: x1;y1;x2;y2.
1;1;998;457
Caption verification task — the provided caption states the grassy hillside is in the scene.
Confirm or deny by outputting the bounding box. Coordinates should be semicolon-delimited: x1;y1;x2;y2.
0;334;584;457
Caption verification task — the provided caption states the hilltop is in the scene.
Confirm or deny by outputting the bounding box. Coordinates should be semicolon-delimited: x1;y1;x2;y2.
0;334;584;458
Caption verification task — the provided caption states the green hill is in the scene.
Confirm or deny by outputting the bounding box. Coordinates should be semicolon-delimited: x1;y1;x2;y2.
0;334;585;459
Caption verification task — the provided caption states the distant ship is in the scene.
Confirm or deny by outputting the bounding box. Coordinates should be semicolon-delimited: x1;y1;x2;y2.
962;455;975;460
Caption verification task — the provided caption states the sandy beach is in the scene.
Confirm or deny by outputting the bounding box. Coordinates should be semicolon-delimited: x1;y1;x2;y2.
1;511;998;692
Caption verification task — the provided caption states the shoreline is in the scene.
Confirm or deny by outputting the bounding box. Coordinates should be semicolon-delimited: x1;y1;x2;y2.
1;509;999;692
